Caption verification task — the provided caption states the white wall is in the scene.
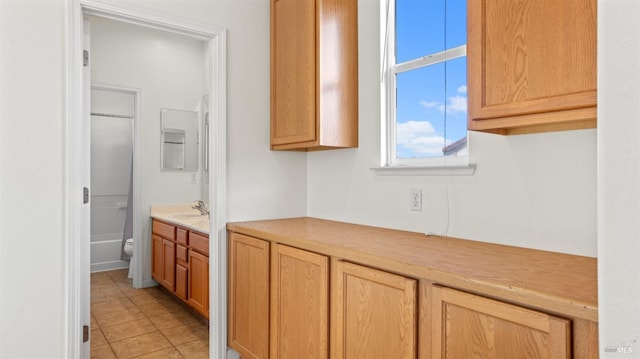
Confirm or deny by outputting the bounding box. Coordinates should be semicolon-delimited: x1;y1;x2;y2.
115;0;309;222
598;0;640;355
0;1;67;357
307;0;597;257
0;0;307;357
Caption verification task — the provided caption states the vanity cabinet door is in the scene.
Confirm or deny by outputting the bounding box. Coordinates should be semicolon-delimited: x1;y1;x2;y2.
228;233;270;359
188;249;209;318
151;235;163;284
152;234;175;291
331;261;417;359
161;238;176;291
175;244;189;302
430;286;571;359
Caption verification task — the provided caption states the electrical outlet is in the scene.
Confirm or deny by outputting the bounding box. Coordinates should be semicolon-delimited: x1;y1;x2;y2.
410;188;422;211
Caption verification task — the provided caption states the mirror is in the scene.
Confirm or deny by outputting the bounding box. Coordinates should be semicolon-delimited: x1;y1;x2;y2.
161;108;198;171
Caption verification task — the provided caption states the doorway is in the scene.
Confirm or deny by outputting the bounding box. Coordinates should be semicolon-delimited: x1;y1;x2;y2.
67;2;227;358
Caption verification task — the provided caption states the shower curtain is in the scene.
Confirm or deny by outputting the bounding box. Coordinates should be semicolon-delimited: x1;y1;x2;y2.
120;155;133;260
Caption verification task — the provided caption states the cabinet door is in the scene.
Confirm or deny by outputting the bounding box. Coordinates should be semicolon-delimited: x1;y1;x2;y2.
188;249;209;318
467;0;597;134
161;238;175;290
271;244;329;359
175;264;188;302
431;286;571;359
270;0;317;147
332;261;417;359
228;233;270;359
152;235;163;283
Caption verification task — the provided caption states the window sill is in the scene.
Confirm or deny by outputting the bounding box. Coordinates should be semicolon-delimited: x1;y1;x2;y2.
370;163;476;176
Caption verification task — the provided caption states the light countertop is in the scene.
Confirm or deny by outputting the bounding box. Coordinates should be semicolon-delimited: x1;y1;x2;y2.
150;204;209;234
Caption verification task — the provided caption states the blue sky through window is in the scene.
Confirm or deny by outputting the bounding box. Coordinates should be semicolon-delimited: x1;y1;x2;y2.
394;0;467;159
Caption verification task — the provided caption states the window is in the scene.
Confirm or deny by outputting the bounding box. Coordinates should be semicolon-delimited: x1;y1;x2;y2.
381;0;467;167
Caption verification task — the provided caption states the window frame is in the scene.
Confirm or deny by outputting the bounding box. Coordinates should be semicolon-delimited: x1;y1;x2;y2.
381;0;469;169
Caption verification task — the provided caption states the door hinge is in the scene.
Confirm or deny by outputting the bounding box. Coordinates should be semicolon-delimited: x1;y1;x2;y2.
82;325;89;343
83;50;89;67
83;187;89;204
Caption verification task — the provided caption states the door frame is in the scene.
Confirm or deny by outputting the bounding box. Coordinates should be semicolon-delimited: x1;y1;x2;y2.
66;1;227;357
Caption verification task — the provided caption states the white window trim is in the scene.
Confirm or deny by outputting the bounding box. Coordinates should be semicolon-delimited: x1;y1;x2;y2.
378;0;474;175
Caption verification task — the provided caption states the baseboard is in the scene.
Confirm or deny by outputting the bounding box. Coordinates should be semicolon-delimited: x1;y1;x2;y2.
91;260;129;273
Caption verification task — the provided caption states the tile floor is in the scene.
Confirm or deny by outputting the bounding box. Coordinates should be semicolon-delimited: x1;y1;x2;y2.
91;269;209;359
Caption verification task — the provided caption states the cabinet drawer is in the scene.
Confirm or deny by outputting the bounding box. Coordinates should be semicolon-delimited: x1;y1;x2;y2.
153;220;175;240
177;228;188;245
177;244;188;266
190;231;209;255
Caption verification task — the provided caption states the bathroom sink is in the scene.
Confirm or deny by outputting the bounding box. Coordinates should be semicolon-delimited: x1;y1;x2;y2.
168;213;206;219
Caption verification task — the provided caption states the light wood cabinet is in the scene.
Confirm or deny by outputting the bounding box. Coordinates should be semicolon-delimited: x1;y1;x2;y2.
228;232;270;359
331;261;417;359
151;219;209;319
228;217;597;359
151;233;176;291
467;0;597;135
188;249;209;317
270;244;329;359
270;0;358;150
430;285;571;359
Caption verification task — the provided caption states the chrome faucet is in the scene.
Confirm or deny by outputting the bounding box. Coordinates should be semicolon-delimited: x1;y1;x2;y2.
192;200;209;216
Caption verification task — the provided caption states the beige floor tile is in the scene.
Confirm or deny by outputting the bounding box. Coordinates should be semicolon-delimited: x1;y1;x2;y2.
91;297;137;317
128;291;169;307
176;340;209;359
90;344;117;359
91;271;114;284
148;310;204;330
91;314;99;329
134;347;185;359
110;331;172;359
91;328;108;348
94;306;146;328
106;268;129;280
101;317;156;342
160;323;209;346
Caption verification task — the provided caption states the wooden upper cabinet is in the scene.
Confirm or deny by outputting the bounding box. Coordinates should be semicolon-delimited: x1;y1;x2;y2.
228;233;270;359
467;0;597;135
431;286;571;359
331;261;417;359
270;0;358;150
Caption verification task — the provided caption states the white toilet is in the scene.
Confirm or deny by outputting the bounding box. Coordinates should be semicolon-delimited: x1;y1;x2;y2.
124;238;135;279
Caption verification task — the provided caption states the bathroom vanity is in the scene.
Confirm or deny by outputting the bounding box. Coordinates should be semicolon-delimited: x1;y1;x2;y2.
150;205;210;319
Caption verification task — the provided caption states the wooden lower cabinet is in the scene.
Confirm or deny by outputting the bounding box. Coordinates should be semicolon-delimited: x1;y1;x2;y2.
228;233;270;359
430;285;571;359
188;249;209;317
331;260;417;359
271;244;329;359
151;219;209;319
151;234;176;291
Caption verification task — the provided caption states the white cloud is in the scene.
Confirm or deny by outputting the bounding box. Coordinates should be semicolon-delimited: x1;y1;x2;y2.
419;93;467;115
419;100;441;109
396;120;445;157
446;95;467;114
